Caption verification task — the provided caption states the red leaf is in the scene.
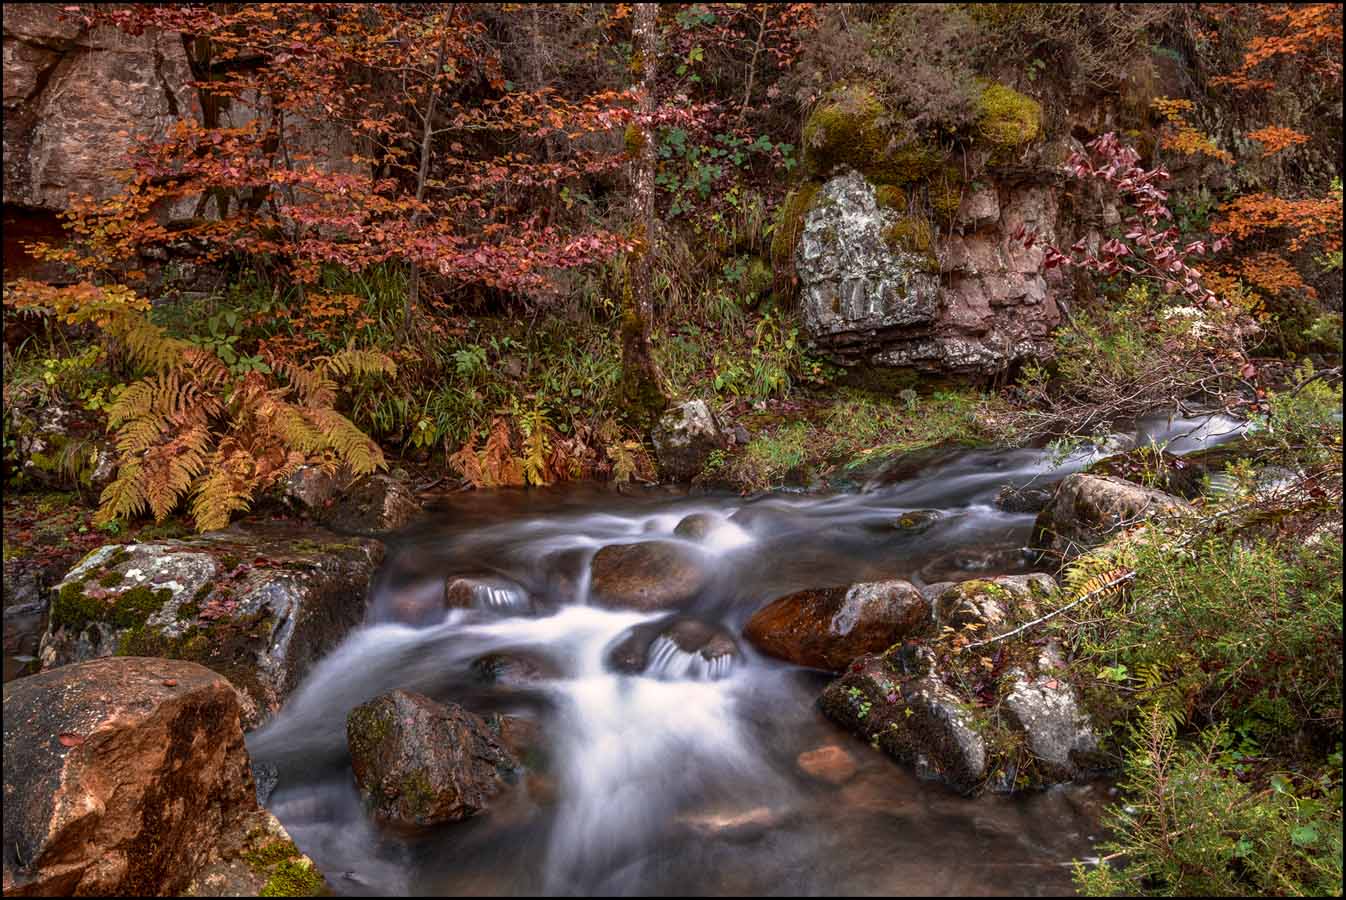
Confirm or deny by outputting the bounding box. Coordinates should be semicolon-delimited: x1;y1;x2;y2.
58;733;84;748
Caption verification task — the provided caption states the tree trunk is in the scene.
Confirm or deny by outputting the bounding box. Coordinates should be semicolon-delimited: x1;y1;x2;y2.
622;2;669;427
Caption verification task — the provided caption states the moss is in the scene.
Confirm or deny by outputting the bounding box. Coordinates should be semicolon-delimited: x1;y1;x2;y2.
105;547;132;569
244;838;300;870
346;701;392;760
801;84;942;183
52;581;172;631
623;122;645;156
399;770;437;821
98;569;124;588
769;181;822;271
874;184;906;210
259;858;326;897
883;216;934;254
976;82;1042;149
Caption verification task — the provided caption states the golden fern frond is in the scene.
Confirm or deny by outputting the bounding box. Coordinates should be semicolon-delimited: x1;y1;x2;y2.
519;409;553;486
483;418;523;487
109;313;190;372
264;401;330;456
306;407;386;475
322;348;397;381
190;446;256;532
105;378;161;429
449;439;485;488
275;358;336;408
95;460;149;525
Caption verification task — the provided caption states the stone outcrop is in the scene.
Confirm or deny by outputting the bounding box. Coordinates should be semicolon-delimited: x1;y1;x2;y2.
651;400;729;482
346;689;519;827
1033;473;1190;559
1;656;325;897
794;168;1064;376
284;469;422;534
3;5;200;212
743;578;931;671
38;522;383;729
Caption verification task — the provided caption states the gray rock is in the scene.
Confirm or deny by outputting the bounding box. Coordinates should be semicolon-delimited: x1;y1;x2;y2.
651;400;728;481
673;511;728;541
6;397;116;497
934;574;1057;631
38;522;383;729
1002;662;1100;780
1034;473;1190;559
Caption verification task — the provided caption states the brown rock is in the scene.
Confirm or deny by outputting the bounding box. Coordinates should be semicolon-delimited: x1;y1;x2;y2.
2;657;262;896
322;474;421;534
1033;473;1190;559
743;579;930;671
796;744;858;785
346;689;519;827
589;541;711;611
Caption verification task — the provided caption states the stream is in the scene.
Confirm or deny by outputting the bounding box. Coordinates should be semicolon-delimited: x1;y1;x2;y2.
247;413;1246;896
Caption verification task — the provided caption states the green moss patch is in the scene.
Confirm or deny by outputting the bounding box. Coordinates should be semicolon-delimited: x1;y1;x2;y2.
769;181;822;274
802;84;943;184
258;858;326;897
52;581;172;631
883;216;934;254
976;83;1042;149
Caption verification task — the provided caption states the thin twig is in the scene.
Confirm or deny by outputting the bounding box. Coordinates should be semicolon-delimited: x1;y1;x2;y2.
962;570;1137;651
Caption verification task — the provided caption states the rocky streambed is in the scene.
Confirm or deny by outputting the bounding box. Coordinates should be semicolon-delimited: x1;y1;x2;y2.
3;412;1248;896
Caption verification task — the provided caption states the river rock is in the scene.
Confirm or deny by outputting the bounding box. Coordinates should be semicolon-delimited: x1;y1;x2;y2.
37;522;383;729
471;651;559;688
606;616;739;679
0;656;319;896
796;744;858;785
588;540;711;611
743;579;931;671
819;651;988;794
673;511;727;541
1002;651;1101;781
651;400;729;482
444;576;531;615
1034;473;1190;559
994;483;1054;514
346;689;518;827
934;573;1057;632
320;474;421;534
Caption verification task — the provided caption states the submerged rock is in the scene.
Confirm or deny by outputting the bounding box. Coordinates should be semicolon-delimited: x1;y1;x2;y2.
796;744;858;786
1034;473;1190;559
346;689;518;827
37;521;383;729
673;511;728;541
743;578;931;671
471;650;559;688
1;657;318;896
993;483;1054;514
651;400;729;482
606;616;740;679
588;541;711;611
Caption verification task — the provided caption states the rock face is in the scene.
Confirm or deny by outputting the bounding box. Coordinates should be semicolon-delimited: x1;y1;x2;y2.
1002;648;1101;781
651;400;728;481
5;397;116;497
743;578;931;671
1034;473;1190;559
1;657;295;896
346;689;518;827
795;169;1062;375
588;540;711;611
3;5;201;212
38;522;383;729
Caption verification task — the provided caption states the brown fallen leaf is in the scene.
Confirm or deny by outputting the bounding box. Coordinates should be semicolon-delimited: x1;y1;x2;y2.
162;679;178;687
58;733;84;748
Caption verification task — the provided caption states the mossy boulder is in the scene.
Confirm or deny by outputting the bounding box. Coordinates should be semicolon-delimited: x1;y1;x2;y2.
882;215;934;255
769;181;822;275
1033;474;1191;560
346;689;519;827
934;573;1057;633
976;82;1042;150
38;522;384;729
802;84;942;184
6;397;116;500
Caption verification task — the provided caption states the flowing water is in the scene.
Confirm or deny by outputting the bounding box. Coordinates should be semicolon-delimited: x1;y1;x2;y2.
247;413;1246;896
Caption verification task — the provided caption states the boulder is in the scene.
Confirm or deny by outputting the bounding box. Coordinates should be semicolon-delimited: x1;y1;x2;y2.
471;651;559;688
320;474;421;534
819;651;987;794
1;656;324;896
934;574;1057;632
651;400;728;481
38;522;383;729
1002;650;1101;781
994;483;1054;514
588;541;711;611
346;689;518;827
743;578;931;671
606;616;739;679
673;511;727;541
1034;473;1190;559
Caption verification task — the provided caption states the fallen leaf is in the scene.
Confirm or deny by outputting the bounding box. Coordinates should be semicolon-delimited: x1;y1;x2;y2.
58;733;84;748
162;679;178;687
1044;679;1060;690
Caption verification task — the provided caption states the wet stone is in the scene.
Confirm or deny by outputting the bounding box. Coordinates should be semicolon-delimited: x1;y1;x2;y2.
606;617;740;680
796;744;858;785
588;541;711;611
444;576;531;615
